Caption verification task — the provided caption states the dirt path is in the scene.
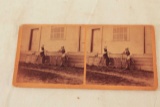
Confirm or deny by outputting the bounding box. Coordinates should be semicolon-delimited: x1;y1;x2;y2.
21;67;83;82
88;70;153;86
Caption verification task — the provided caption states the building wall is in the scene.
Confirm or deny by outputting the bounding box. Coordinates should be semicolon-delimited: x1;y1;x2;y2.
86;26;103;54
79;27;85;52
20;25;41;52
20;25;85;53
103;26;144;54
145;26;152;54
21;25;152;55
86;25;152;55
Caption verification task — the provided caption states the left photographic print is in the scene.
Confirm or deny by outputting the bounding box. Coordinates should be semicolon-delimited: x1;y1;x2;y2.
13;25;85;87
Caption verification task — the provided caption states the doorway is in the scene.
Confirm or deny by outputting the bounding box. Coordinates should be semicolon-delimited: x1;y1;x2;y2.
28;28;40;51
90;28;102;53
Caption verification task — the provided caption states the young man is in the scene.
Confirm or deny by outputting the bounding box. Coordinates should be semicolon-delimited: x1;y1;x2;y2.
123;48;131;70
59;46;66;66
40;45;45;64
103;47;110;66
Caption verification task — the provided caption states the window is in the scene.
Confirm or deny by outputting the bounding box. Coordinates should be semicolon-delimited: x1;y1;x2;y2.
51;26;65;40
113;27;129;41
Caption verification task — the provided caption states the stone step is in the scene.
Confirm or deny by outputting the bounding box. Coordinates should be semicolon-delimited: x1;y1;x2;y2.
132;54;152;57
68;59;84;63
67;52;84;55
133;58;152;60
68;56;84;60
69;63;84;68
135;65;153;71
134;61;153;66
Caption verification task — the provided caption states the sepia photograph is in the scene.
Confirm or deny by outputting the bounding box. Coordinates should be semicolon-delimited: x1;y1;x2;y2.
14;25;85;85
86;25;157;87
13;24;157;90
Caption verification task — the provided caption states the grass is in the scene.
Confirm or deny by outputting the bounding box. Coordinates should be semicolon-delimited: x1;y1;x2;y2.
17;63;83;85
86;65;154;86
16;63;154;86
86;71;148;86
87;65;153;79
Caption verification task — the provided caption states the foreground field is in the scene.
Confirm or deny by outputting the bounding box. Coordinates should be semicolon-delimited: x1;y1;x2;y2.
17;63;84;85
86;66;154;86
17;63;154;86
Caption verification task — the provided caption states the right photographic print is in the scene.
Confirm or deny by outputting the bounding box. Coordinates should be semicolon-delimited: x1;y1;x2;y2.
86;25;157;89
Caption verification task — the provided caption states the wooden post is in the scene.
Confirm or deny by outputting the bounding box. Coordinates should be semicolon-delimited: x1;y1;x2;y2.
144;26;146;54
78;26;81;52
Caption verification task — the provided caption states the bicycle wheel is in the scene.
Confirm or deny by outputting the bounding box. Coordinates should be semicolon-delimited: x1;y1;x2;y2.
129;59;135;70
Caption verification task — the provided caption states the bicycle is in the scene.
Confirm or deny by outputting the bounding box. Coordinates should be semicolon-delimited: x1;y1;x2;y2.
35;51;50;65
55;53;69;67
121;54;135;70
98;53;135;70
